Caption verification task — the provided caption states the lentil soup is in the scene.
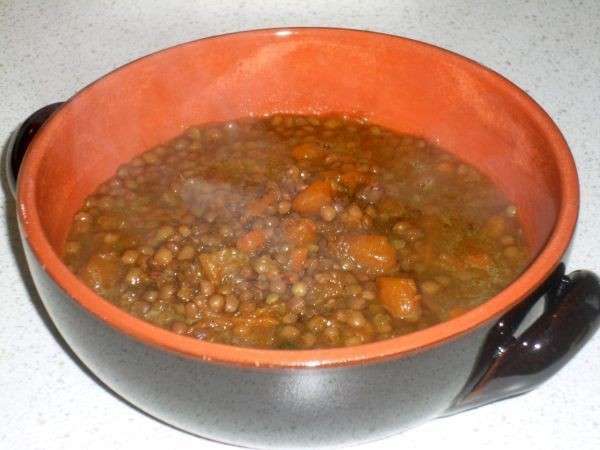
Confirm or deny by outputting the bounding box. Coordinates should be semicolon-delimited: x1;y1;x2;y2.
62;114;530;349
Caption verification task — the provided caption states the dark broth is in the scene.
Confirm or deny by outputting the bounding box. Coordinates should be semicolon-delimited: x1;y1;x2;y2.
62;114;530;349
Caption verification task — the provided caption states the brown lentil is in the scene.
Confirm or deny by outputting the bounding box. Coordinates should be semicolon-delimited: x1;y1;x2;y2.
177;245;195;260
153;248;173;266
208;294;225;312
121;250;139;265
320;205;337;222
224;295;240;313
291;282;308;297
279;325;301;341
171;321;187;335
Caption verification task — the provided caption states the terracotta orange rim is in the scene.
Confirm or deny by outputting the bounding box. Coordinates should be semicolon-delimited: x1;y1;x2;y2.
17;28;579;369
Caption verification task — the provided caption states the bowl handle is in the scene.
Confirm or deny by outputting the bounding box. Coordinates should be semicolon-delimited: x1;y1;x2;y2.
445;263;600;415
5;102;64;198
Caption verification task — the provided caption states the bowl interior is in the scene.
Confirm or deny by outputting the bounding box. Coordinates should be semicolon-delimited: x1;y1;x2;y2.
28;29;565;255
18;28;577;366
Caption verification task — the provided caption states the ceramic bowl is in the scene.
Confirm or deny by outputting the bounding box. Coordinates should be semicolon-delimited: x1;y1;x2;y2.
10;28;600;448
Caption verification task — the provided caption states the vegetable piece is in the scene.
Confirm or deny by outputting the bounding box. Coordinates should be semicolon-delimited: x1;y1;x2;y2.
79;253;122;293
199;248;248;284
289;247;309;272
237;229;267;253
283;218;317;247
247;191;277;216
199;253;221;284
340;170;371;190
464;251;493;270
340;234;398;274
319;170;339;182
376;277;422;321
292;180;333;215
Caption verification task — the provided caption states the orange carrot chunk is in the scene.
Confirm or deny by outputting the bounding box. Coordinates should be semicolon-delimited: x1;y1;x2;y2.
237;229;267;253
289;247;309;272
340;170;371;190
283;218;317;247
247;191;277;216
319;170;339;182
376;277;422;321
292;180;333;215
464;251;493;271
345;234;397;274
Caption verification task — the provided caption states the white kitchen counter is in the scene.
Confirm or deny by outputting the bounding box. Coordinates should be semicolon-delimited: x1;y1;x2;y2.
1;1;599;449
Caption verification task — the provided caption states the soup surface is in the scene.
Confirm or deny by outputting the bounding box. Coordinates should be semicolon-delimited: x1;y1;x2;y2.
63;114;530;349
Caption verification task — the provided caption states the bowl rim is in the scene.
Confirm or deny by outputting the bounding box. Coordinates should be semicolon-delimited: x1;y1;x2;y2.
17;27;579;369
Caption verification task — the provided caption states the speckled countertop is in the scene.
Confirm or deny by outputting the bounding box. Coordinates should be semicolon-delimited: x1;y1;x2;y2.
1;1;599;449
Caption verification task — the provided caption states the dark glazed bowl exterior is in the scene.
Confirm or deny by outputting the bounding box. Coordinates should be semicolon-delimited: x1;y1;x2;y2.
25;244;491;447
13;28;600;448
